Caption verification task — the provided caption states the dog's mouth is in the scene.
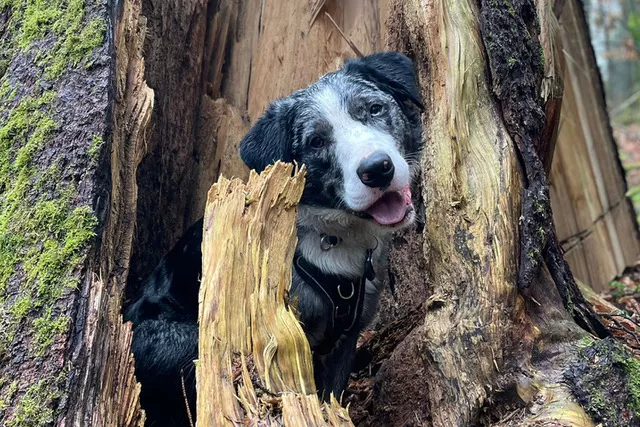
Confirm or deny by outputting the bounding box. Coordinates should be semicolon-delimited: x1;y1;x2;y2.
350;186;414;226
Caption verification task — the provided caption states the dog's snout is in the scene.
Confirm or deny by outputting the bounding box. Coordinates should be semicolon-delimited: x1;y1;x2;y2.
357;151;395;188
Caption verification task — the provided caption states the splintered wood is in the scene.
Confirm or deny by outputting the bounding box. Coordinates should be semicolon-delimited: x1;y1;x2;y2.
197;162;352;426
59;0;151;424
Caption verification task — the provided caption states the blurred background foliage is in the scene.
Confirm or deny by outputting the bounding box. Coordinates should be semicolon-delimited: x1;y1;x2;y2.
586;0;640;223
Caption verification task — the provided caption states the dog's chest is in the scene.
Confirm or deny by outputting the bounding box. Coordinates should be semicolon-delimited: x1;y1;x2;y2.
289;244;387;351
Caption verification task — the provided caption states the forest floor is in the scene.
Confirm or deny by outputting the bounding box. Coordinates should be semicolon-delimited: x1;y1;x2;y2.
598;257;640;358
596;124;640;358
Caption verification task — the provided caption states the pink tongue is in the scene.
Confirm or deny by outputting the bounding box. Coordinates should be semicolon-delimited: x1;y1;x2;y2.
366;190;410;225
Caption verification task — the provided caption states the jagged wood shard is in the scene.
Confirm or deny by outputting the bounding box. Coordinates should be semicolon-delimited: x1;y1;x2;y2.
197;162;352;426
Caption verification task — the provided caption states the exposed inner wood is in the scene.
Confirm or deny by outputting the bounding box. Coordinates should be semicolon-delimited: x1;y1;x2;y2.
117;0;640;425
127;0;388;294
198;162;352;426
550;0;640;290
351;0;608;425
128;0;638;304
374;1;525;424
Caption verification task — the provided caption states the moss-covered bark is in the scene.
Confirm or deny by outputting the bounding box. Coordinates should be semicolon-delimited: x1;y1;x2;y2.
0;0;109;424
566;337;640;426
479;0;607;337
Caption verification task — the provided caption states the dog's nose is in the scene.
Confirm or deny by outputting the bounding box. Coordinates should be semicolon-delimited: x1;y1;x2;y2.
357;151;395;188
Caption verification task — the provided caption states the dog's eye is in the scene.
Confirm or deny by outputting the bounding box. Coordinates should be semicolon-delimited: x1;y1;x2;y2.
369;103;384;116
309;136;327;149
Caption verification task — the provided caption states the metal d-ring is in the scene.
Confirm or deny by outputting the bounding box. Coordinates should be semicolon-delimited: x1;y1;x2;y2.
337;281;355;300
370;236;379;252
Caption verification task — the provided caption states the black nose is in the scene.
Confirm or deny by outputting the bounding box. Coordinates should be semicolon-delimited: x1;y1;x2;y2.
357;151;395;188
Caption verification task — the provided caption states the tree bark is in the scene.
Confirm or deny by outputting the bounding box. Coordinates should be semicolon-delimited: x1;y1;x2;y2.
552;0;639;291
0;0;148;424
348;1;640;426
61;0;152;425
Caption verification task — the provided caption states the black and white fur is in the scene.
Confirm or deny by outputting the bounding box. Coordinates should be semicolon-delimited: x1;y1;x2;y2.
124;52;423;426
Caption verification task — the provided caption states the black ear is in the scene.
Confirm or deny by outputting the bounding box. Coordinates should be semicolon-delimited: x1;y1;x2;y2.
239;100;296;173
344;52;423;112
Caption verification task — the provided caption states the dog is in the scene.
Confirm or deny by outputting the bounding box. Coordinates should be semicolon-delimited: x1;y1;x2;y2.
124;51;423;426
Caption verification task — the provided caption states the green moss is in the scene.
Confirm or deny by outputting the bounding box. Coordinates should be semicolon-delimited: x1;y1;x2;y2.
585;386;611;420
0;59;9;79
567;338;640;425
7;87;18;104
0;80;19;110
527;248;540;260
534;201;545;213
610;280;627;299
10;295;32;320
25;203;97;297
0;379;18;410
0;91;98;358
2;0;106;79
578;335;597;348
0;80;10;101
618;354;640;413
32;310;68;355
47;14;106;78
5;379;60;427
565;289;574;313
18;0;62;49
0;0;104;420
0;93;58;298
88;135;103;163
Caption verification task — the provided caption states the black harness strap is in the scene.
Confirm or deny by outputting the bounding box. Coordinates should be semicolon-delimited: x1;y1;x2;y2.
293;249;375;355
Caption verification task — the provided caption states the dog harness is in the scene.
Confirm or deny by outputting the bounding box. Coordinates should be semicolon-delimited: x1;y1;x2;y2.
292;247;376;355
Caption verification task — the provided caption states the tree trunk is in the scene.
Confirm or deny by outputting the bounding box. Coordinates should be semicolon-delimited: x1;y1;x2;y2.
552;0;639;291
0;0;148;424
0;0;638;426
348;1;640;426
193;1;639;426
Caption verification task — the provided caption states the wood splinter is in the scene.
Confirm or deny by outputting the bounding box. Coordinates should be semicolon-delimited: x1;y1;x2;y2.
197;162;353;426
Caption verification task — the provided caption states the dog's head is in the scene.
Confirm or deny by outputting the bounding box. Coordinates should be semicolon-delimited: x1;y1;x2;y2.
239;52;423;232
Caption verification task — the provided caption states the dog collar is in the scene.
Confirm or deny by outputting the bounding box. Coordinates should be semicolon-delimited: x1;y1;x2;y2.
293;248;375;355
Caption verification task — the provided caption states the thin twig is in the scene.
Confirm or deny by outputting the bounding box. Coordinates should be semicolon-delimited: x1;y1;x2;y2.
609;89;640;117
597;312;640;349
180;370;195;427
309;0;327;29
491;346;500;373
324;12;364;58
597;311;640;326
611;311;640;330
606;324;640;350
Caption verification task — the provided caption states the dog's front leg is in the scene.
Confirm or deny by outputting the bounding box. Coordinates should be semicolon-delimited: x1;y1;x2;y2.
313;331;360;402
